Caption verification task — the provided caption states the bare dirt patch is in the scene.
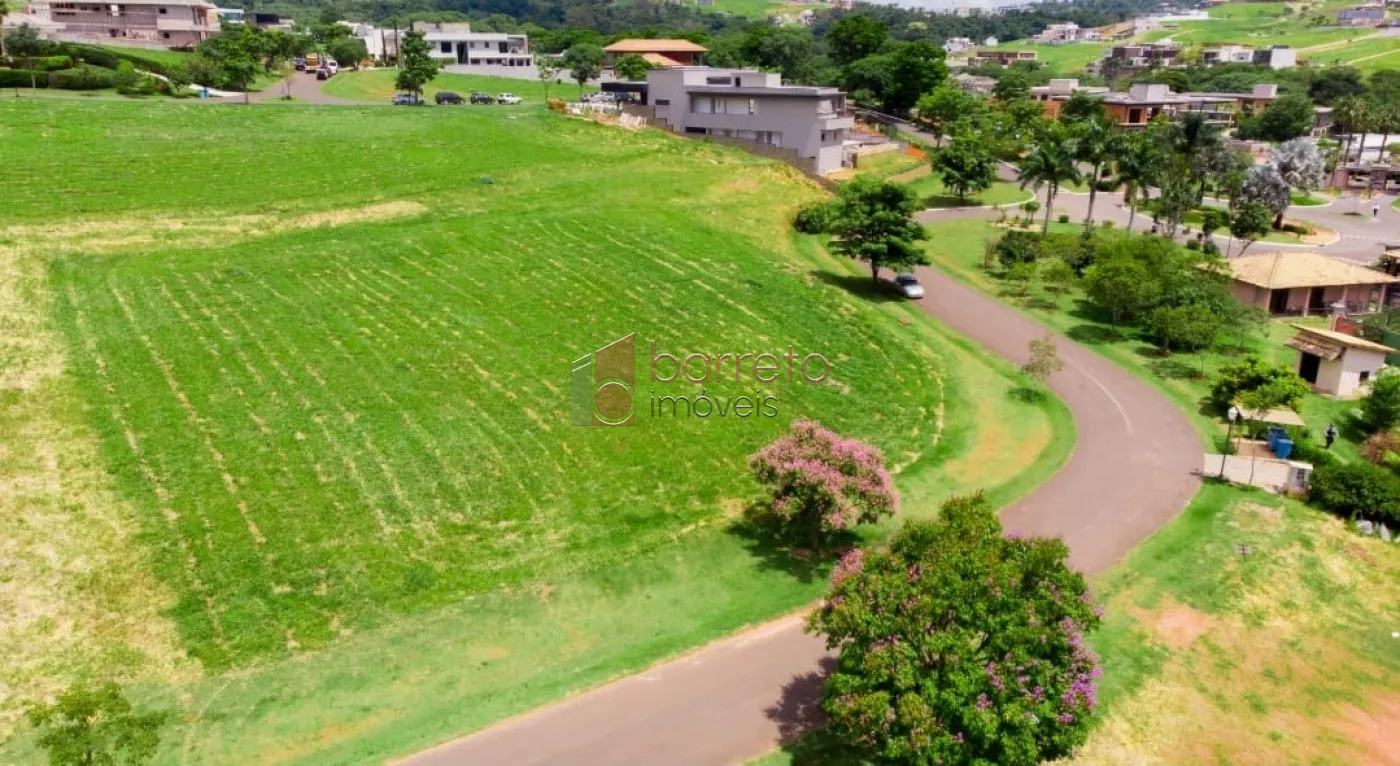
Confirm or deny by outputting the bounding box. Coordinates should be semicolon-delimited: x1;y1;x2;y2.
1331;694;1400;766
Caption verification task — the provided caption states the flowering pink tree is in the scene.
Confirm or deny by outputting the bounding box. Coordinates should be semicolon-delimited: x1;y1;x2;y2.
807;493;1103;766
749;419;897;554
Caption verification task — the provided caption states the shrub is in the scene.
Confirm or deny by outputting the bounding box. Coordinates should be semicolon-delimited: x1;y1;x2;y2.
33;55;74;72
113;60;141;93
792;200;837;234
1100;220;1115;229
1095;178;1119;192
545;98;566;113
1359;431;1400;467
61;43;173;76
1281;222;1313;235
0;69;45;88
995;230;1038;267
48;66;116;90
1289;429;1337;468
1057;213;1071;224
1308;462;1400;524
1359;371;1400;433
1210;356;1310;413
1185;239;1201;251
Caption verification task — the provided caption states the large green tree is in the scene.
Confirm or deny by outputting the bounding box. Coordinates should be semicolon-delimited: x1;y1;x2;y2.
611;53;648;82
808;493;1103;766
914;81;983;144
883;40;947;115
395;30;438;97
933;134;997;203
562;43;603;96
1084;257;1160;326
828;175;929;281
741;25;815;84
827;14;887;66
1247;92;1315;142
27;683;167;766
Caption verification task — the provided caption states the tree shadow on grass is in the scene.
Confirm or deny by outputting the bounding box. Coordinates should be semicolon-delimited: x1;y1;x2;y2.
727;504;853;584
1026;295;1060;311
1009;385;1047;403
1138;351;1202;382
813;270;898;304
924;194;980;209
1064;323;1121;346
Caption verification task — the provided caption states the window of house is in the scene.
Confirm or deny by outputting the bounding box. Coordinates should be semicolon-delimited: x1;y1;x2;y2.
706;76;732;85
158;6;166;12
162;31;170;38
440;42;452;54
1361;370;1372;383
691;97;714;114
654;99;670;106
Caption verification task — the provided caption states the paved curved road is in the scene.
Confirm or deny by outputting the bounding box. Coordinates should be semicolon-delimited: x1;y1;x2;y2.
400;224;1202;765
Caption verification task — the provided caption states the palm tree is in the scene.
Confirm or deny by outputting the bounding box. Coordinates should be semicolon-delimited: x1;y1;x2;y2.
1115;131;1162;232
1018;125;1082;235
1333;96;1368;164
1072;115;1120;233
1372;101;1399;164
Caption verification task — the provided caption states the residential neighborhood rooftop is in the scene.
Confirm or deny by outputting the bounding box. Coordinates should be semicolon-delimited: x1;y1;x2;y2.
1229;251;1400;289
604;39;709;53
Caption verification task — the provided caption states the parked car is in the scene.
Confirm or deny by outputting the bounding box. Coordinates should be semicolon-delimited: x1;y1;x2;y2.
316;67;331;81
325;60;339;75
435;91;465;105
391;93;424;106
293;57;306;71
894;273;925;299
470;92;495;104
496;92;522;105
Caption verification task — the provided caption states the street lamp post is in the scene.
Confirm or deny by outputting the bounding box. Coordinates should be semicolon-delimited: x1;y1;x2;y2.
1218;405;1241;480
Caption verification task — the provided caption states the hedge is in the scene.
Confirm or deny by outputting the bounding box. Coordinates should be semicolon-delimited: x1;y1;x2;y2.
60;43;174;77
1308;462;1400;525
0;69;46;88
48;66;117;91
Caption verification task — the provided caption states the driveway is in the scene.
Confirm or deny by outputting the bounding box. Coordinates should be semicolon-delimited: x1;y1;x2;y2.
219;72;360;105
397;254;1202;766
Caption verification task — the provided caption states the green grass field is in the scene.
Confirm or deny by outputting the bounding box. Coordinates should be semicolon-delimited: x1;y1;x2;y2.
323;68;588;103
0;100;1074;764
994;43;1110;75
893;166;1031;208
1140;3;1365;50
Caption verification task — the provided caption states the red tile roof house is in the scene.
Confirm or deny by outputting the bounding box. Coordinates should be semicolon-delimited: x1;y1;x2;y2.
603;39;708;69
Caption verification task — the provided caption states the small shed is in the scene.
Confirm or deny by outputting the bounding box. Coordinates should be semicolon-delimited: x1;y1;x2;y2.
1285;324;1396;396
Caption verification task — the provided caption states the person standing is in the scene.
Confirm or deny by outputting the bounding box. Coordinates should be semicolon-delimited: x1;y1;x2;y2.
1325;423;1338;449
1373;201;1381;218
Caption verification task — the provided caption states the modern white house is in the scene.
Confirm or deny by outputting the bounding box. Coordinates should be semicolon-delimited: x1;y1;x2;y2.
943;36;977;55
1201;44;1296;69
643;67;854;175
412;21;531;67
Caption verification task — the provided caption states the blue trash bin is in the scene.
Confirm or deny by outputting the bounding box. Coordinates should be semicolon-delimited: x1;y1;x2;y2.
1274;438;1293;460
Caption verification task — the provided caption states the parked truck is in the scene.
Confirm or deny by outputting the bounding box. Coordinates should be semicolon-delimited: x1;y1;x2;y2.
304;52;321;70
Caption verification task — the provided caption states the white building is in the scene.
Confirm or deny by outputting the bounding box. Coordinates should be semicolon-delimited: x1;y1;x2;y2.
983;35;999;47
412;21;531;67
943;36;977;54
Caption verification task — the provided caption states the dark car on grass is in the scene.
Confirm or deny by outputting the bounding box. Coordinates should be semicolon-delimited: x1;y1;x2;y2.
470;91;496;105
435;91;465;105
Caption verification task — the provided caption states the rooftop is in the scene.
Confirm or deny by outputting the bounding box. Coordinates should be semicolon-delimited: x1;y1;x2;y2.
1229;251;1400;289
1288;325;1397;357
605;39;708;54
